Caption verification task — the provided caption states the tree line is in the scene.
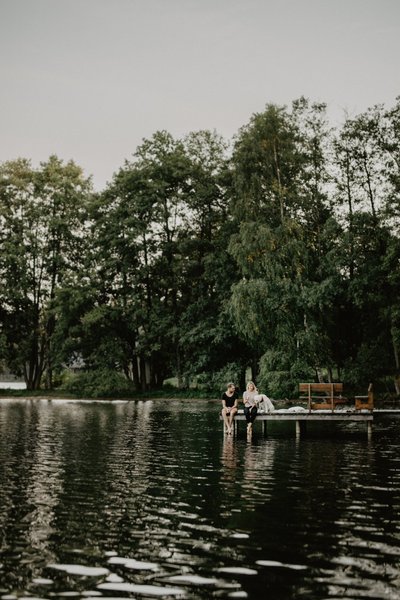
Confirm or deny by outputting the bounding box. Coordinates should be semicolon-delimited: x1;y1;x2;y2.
1;97;399;398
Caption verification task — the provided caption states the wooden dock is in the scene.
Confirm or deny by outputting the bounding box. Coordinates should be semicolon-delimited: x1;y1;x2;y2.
219;408;400;437
220;381;399;438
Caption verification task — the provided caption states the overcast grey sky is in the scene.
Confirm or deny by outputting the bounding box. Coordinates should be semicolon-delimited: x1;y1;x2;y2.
1;0;399;190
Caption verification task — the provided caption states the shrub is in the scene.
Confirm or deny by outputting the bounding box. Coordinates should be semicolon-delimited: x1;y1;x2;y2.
196;362;244;394
258;351;313;399
62;368;135;398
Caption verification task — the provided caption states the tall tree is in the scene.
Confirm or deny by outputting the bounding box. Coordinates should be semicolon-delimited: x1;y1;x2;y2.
0;156;92;389
333;104;400;392
229;101;340;394
76;130;245;390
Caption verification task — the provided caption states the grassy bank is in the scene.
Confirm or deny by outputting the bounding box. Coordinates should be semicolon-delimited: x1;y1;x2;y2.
0;387;218;401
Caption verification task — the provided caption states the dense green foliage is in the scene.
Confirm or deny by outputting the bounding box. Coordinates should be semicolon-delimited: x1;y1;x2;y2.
1;98;399;397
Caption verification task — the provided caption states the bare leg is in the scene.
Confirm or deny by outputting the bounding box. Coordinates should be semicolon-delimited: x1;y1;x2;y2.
228;407;237;434
222;409;228;432
222;408;231;433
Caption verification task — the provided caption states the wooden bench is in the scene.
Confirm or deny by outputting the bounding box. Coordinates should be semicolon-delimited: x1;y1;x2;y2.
355;383;374;411
299;382;346;412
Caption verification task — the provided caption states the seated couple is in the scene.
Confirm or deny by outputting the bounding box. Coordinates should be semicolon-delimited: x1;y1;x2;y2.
221;381;275;434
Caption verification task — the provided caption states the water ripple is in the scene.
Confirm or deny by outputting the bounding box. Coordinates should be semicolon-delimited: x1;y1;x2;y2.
1;400;400;599
97;582;185;596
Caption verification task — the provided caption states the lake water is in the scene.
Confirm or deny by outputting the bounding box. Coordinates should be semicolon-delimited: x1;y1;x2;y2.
0;398;400;599
0;382;26;389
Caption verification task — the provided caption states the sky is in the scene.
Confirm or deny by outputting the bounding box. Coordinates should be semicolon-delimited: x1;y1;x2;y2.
1;0;399;190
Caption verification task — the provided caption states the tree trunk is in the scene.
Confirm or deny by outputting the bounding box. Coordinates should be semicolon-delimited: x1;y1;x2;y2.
44;314;56;389
392;329;400;395
362;151;377;220
239;369;246;393
24;332;45;390
175;343;184;388
345;148;355;279
139;356;147;391
250;356;259;382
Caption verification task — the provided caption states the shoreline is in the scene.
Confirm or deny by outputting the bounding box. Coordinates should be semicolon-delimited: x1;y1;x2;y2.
0;393;220;403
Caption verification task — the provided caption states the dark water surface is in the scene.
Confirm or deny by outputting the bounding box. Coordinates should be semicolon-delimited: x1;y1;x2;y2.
1;399;400;599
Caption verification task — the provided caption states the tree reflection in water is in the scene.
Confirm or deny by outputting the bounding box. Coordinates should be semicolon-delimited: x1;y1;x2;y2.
0;399;400;599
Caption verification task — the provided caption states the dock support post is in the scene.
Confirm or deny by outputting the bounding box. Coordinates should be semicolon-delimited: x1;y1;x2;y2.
367;420;372;438
296;420;306;438
262;420;267;435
